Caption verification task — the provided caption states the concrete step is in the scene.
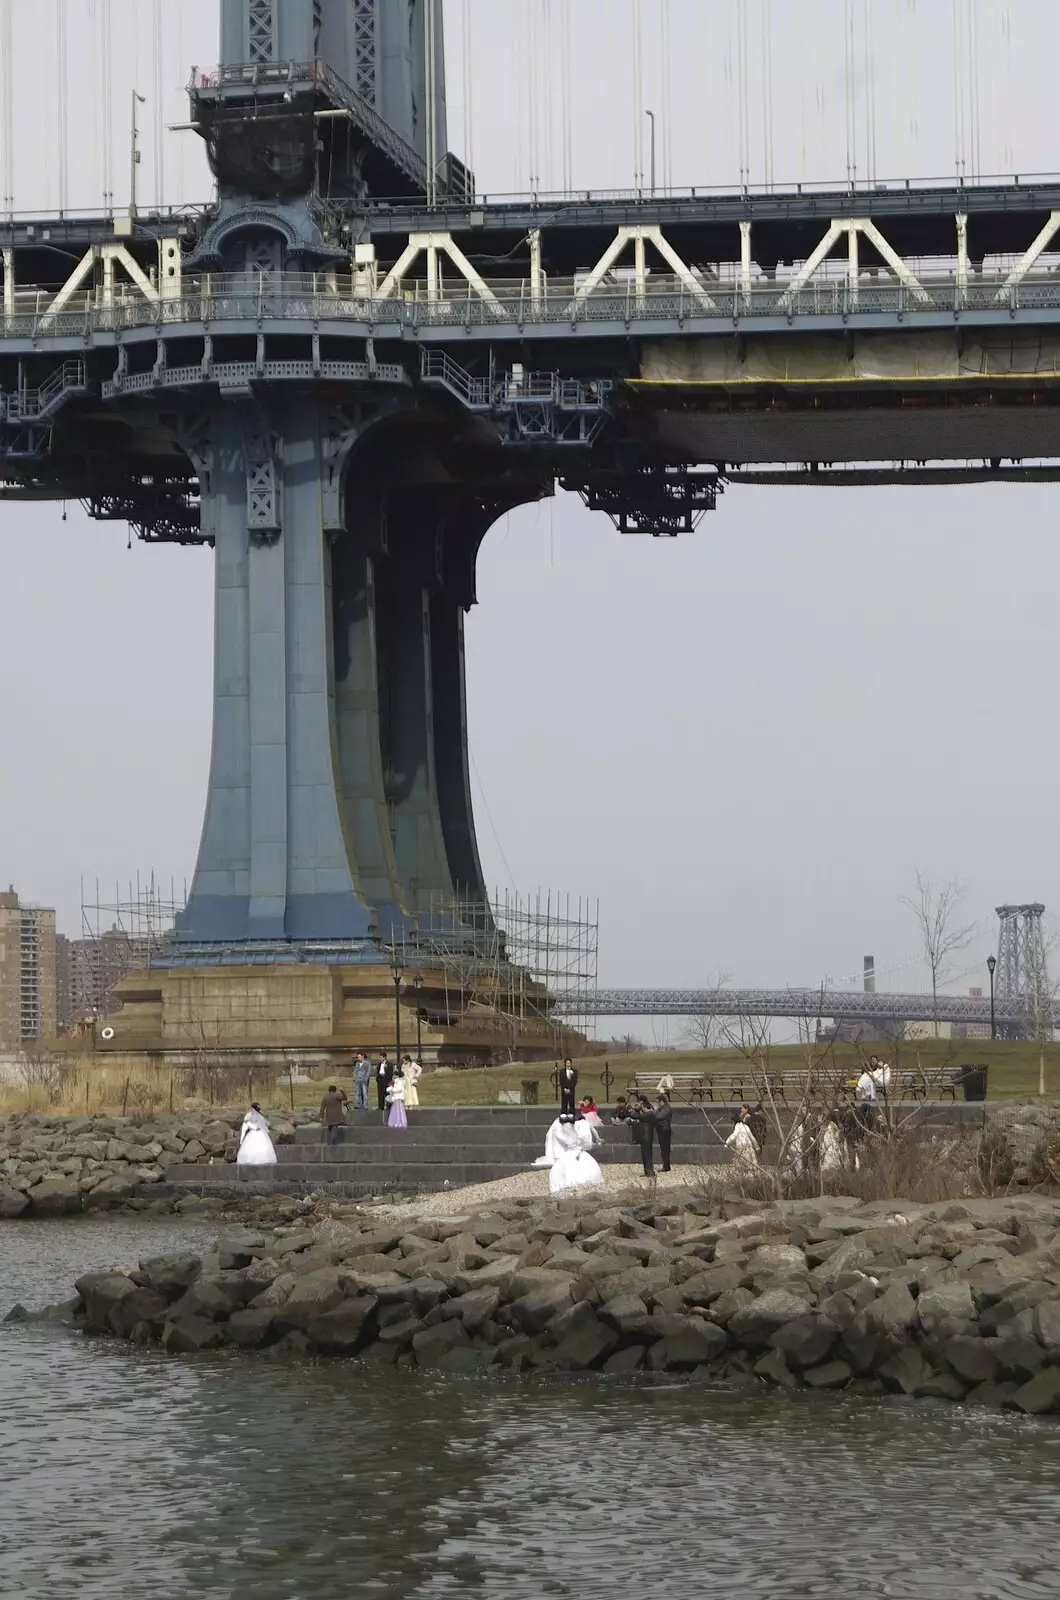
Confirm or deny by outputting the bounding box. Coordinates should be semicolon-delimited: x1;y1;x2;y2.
170;1161;552;1192
279;1139;721;1164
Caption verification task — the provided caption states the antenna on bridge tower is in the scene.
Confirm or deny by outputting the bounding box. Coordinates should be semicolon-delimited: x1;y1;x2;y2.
994;904;1053;1040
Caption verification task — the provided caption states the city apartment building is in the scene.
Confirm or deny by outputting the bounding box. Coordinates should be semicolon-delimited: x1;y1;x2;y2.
0;888;58;1050
56;928;150;1029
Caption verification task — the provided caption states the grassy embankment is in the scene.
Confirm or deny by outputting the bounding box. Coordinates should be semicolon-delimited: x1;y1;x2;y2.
2;1039;1057;1118
290;1038;1060;1110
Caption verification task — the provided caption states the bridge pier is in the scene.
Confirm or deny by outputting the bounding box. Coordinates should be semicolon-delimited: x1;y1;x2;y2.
171;389;526;968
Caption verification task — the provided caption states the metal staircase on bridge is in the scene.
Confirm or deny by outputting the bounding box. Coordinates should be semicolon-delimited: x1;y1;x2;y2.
420;350;613;446
0;361;87;459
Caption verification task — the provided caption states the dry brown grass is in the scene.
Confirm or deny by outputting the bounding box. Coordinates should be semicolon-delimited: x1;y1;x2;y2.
0;1058;297;1119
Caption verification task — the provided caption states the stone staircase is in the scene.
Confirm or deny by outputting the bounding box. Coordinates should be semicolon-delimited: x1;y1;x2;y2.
159;1100;988;1199
164;1106;729;1197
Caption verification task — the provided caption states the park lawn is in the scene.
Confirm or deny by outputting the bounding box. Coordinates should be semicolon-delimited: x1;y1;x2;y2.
285;1039;1060;1110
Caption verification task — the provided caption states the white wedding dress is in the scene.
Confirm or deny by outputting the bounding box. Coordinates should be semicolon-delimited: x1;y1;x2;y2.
237;1108;278;1166
536;1117;604;1194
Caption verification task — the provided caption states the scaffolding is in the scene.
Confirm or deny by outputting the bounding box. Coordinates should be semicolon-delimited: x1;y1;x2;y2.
73;873;185;1021
393;889;600;1056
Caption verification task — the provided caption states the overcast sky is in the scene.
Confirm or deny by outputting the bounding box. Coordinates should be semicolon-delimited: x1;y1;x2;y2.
0;0;1053;1015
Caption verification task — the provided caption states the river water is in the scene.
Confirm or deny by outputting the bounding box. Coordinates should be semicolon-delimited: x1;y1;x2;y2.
3;1218;1060;1599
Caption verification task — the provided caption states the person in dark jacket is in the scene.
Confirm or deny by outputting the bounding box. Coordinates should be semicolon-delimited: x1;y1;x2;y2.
376;1053;394;1112
559;1058;578;1116
319;1084;349;1145
747;1102;768;1159
632;1095;656;1177
653;1093;673;1172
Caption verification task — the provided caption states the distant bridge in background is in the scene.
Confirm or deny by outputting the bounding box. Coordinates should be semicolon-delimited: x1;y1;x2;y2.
557;987;1003;1028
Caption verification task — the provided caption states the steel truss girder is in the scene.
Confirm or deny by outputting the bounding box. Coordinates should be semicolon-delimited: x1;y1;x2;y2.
556;987;1027;1026
566;466;723;536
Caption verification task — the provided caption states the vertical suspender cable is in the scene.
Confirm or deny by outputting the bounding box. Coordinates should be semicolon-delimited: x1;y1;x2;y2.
864;0;877;186
152;0;163;208
175;0;185;202
968;0;980;180
560;0;572;193
101;0;112;211
461;0;474;183
1002;4;1012;171
660;0;671;189
761;0;773;190
632;0;644;190
742;1;751;186
0;0;11;215
851;0;858;184
736;0;749;188
960;0;967;180
56;0;68;211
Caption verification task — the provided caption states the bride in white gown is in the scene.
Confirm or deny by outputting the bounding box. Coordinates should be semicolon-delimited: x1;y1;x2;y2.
237;1103;278;1167
533;1114;604;1194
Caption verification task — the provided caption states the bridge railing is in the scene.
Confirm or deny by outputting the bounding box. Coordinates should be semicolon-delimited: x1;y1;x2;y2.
2;269;1060;340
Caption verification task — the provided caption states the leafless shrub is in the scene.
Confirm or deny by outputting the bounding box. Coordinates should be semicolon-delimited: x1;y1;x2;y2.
16;1053;65;1101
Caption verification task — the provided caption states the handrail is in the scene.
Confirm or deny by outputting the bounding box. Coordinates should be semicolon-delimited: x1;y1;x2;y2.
3;268;1060;340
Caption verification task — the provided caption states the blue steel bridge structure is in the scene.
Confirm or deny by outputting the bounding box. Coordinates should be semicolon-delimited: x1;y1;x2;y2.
2;0;1060;975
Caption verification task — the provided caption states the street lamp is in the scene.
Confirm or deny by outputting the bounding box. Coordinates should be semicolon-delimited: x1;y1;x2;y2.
413;973;424;1064
987;955;997;1041
389;950;403;1064
130;91;146;218
645;109;656;196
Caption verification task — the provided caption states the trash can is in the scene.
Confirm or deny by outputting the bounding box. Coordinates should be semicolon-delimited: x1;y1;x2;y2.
961;1065;988;1102
521;1078;540;1106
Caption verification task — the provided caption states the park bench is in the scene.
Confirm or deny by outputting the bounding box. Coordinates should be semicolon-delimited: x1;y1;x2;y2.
626;1064;982;1105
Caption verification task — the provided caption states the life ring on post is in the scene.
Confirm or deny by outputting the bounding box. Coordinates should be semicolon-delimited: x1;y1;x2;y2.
100;1026;115;1041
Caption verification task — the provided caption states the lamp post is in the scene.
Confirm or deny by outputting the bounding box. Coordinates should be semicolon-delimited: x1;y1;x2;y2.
987;955;997;1041
390;951;402;1064
413;973;424;1064
645;109;656;196
130;91;146;218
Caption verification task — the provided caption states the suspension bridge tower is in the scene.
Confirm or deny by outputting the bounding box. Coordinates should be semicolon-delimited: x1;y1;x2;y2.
994;905;1054;1042
75;0;583;1063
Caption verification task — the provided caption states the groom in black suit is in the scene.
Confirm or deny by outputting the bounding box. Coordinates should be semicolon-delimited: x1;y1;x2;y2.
559;1057;578;1115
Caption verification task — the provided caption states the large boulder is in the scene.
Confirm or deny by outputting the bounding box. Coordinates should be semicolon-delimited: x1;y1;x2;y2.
599;1293;656;1340
76;1271;137;1332
0;1185;29;1219
647;1323;728;1372
274;1268;346;1333
87;1175;136;1208
412;1319;471;1367
1011;1367;1060;1415
138;1253;202;1298
1032;1299;1060;1353
728;1289;813;1346
28;1176;82;1216
109;1287;170;1338
943;1335;999;1386
917;1281;975;1334
441;1288;500;1333
226;1307;280;1349
879;1347;936;1396
768;1316;834;1369
679;1265;746;1305
803;1359;853;1390
161;1314;225;1353
509;1281;573;1335
551;1309;618;1371
306;1297;379;1353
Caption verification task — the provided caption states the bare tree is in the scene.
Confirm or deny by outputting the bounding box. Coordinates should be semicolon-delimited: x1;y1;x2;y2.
681;970;734;1051
899;872;976;1037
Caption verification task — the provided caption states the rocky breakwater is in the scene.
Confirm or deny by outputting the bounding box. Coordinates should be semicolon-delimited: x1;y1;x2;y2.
53;1192;1060;1413
0;1110;298;1219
